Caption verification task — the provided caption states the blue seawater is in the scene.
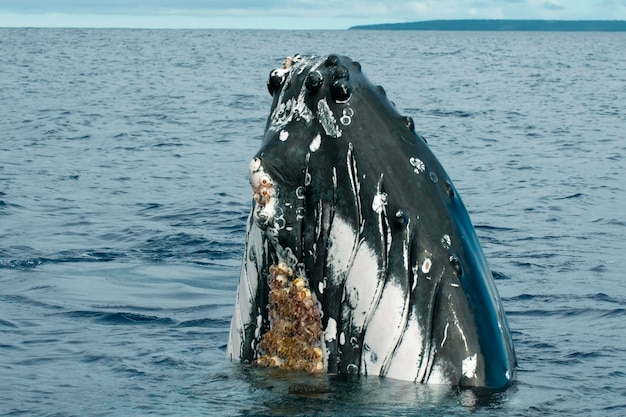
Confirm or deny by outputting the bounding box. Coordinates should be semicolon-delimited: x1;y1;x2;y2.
1;28;625;416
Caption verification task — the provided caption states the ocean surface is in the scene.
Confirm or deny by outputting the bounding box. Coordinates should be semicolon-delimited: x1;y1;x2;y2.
1;28;625;416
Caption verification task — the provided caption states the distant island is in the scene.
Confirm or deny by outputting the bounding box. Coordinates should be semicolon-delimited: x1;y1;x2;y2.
349;20;626;31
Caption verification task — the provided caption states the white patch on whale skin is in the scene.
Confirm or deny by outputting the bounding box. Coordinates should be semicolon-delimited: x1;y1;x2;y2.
462;354;478;379
427;364;449;385
324;317;338;342
268;56;324;132
249;157;261;173
409;156;425;174
316;98;342;138
362;281;407;377
309;133;321;152
227;286;243;360
279;130;289;141
326;216;358;285
371;191;388;214
441;234;451;249
385;311;424;381
227;218;263;360
343;241;382;329
270;93;315;132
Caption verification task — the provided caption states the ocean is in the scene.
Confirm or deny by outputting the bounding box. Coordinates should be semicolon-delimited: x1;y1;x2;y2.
1;28;625;416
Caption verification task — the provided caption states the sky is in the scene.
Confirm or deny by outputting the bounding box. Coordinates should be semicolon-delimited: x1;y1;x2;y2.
0;0;625;30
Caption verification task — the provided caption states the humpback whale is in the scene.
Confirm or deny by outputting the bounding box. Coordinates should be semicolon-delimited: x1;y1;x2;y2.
227;54;516;389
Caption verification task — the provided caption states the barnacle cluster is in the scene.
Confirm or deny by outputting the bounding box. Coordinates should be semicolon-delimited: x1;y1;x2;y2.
256;262;324;373
252;174;274;206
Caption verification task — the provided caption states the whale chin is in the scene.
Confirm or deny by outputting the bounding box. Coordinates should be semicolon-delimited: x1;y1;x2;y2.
228;54;516;389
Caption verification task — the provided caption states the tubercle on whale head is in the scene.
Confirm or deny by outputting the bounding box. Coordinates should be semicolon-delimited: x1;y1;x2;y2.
266;54;354;105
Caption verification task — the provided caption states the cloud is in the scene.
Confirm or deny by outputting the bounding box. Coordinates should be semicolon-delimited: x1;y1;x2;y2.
0;0;281;15
542;1;565;11
0;0;624;29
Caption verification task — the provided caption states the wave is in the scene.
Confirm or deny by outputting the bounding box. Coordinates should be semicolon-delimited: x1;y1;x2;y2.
1;229;246;270
56;310;232;328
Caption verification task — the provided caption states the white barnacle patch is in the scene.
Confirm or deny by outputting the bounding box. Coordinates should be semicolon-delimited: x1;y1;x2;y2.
309;133;322;152
324;317;338;342
371;191;388;214
279;130;289;141
409;157;425;174
316;98;342;138
441;234;451;249
462;354;478;379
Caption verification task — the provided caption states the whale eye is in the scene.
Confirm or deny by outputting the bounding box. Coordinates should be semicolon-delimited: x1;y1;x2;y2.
331;80;352;102
332;65;349;81
325;54;339;67
267;69;285;96
305;71;323;93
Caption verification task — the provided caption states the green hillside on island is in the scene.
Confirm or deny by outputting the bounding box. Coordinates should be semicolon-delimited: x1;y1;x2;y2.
349;20;626;31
